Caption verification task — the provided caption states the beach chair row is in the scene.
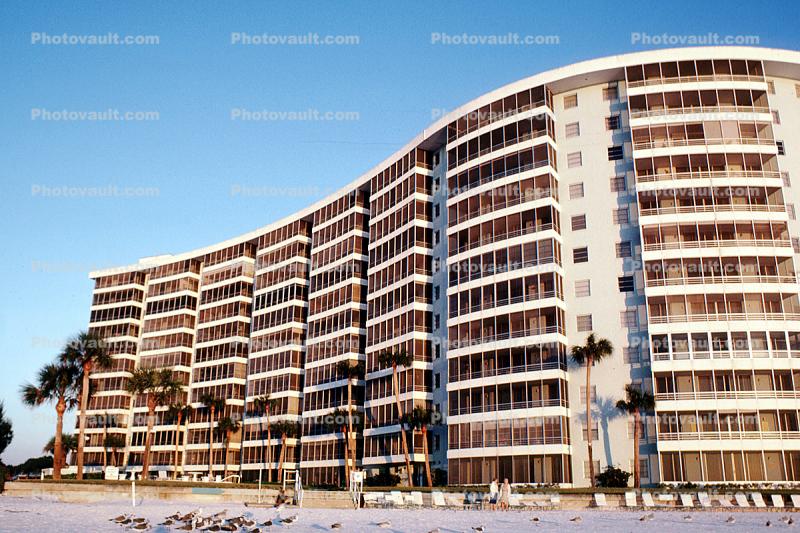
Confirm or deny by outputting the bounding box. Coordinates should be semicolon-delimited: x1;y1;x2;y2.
606;491;800;509
362;491;425;508
364;491;560;510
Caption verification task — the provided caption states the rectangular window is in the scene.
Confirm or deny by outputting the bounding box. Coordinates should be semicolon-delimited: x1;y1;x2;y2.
580;385;597;403
573;247;589;263
575;279;591;297
564;94;578;109
772;111;781;125
571;214;587;231
565;122;580;138
610;176;626;192
795;83;800;97
777;141;786;155
577;314;593;332
606;115;620;130
434;373;441;388
783;172;791;187
618;275;634;292
620;309;638;328
582;424;599;443
616;241;632;258
583;460;600;478
793;238;800;254
567;151;582;168
613;207;629;225
608;145;624;161
603;85;618;101
623;347;640;364
789;204;797;220
767;80;775;94
568;182;584;199
627;420;644;439
640;458;650;479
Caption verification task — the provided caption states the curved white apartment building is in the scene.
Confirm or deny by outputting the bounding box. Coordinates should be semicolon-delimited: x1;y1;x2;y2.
82;46;800;486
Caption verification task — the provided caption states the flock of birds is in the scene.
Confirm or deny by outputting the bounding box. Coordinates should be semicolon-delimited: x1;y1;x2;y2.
108;509;797;531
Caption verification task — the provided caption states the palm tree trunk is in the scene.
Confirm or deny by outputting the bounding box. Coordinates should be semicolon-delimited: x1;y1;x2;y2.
173;412;182;480
277;434;287;485
633;410;641;488
54;399;66;480
223;435;230;480
342;424;350;488
142;404;155;478
393;365;413;486
266;412;272;483
76;362;92;480
586;356;595;487
422;426;432;487
208;406;215;478
346;378;354;486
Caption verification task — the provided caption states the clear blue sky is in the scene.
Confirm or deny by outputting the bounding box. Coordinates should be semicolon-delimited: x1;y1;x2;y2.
0;0;797;465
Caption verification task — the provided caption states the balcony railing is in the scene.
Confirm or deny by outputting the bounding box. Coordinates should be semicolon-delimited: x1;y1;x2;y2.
658;431;800;441
634;137;775;151
645;274;796;288
640;204;786;217
448;325;564;350
450;290;560;318
452;223;555;256
636;169;782;184
450;189;556;227
649;312;800;325
454;130;549;168
452;434;568;450
452;100;548;140
656;390;800;402
449;360;567;382
652;349;800;362
449;159;551;198
627;74;765;89
450;398;567;416
630;105;770;120
643;238;791;252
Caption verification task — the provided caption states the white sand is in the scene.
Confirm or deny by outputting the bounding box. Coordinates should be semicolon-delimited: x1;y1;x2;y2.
0;496;791;532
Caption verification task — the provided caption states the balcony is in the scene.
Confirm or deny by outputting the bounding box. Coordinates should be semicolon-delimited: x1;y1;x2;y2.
649;312;800;325
643;238;791;253
627;74;765;89
639;204;786;218
656;390;800;402
448;324;564;350
630;105;770;120
452;434;569;450
633;137;775;151
659;431;800;441
450;290;561;319
646;274;796;288
451;222;556;256
636;169;782;184
449;397;567;416
652;349;800;362
449;359;568;383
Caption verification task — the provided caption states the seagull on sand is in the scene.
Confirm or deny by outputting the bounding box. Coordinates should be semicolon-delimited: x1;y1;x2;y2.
128;521;150;531
569;516;583;523
375;520;391;528
111;514;131;523
212;510;228;519
683;515;693;522
331;523;343;530
472;527;486;533
531;516;540;522
282;515;299;525
427;528;441;533
766;521;773;527
259;519;273;527
176;523;194;531
726;515;736;524
639;513;655;522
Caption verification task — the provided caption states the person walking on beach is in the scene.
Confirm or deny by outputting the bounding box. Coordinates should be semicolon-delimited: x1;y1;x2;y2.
499;478;511;511
488;478;499;510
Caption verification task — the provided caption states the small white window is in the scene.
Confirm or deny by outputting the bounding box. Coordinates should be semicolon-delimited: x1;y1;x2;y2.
564;94;578;109
577;314;593;332
613;207;629;225
565;122;580;138
567;152;582;168
571;214;587;231
568;182;584;199
575;279;591;297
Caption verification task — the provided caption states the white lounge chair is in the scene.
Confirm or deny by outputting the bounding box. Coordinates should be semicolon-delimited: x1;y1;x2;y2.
679;493;694;507
751;492;766;508
445;493;465;509
549;493;561;508
771;494;785;508
641;492;655;507
734;492;750;507
509;494;523;508
158;471;168;480
410;491;424;507
697;492;712;508
594;493;607;507
625;491;638;507
717;495;733;507
791;494;800;508
362;492;380;508
431;491;447;508
390;491;405;508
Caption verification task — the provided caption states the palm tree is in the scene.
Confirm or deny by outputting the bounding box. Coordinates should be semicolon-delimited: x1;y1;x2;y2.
0;401;12;461
404;406;434;487
126;368;182;478
325;408;351;487
216;416;241;481
616;384;655;488
271;420;298;485
21;361;81;480
335;359;365;483
249;395;277;482
570;333;614;487
200;394;225;478
61;331;111;480
377;348;414;486
103;434;126;467
43;433;78;470
167;403;193;479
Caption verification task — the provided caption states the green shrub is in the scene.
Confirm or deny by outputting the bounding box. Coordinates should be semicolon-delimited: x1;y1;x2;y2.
595;466;631;488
